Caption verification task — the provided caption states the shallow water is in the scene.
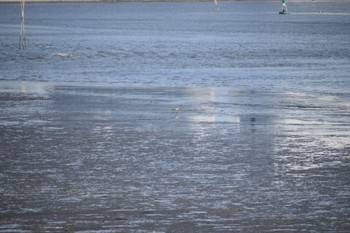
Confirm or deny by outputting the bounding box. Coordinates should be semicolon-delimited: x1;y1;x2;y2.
1;83;350;232
1;2;350;91
1;1;350;232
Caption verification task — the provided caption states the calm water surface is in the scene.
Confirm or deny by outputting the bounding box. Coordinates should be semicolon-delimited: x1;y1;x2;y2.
0;2;349;90
0;2;350;232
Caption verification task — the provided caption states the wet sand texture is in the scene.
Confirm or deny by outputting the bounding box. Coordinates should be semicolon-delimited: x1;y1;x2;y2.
1;84;349;232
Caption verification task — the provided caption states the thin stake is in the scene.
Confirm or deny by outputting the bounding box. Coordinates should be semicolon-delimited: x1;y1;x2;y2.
214;0;219;13
20;0;26;50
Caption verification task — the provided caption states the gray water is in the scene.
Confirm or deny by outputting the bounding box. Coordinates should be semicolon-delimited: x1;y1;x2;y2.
1;2;350;232
0;2;350;90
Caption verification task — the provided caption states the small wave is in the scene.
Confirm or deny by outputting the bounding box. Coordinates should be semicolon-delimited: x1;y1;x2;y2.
55;51;78;58
293;12;350;16
27;54;45;61
96;50;117;58
38;44;54;50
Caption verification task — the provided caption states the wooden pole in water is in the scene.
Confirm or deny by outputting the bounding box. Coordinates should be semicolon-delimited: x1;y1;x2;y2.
20;0;26;50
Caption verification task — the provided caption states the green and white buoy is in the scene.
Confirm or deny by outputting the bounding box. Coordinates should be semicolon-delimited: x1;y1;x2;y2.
279;0;288;15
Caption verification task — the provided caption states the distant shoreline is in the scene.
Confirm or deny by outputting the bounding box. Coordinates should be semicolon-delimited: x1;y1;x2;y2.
1;0;350;3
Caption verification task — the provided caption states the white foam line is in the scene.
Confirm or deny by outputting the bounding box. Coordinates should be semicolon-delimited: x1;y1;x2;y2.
292;12;350;15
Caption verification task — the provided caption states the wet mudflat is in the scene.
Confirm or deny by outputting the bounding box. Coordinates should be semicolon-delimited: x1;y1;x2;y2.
0;83;349;232
1;1;350;231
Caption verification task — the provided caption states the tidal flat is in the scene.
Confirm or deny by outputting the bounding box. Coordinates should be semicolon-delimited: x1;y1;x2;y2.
1;1;350;231
0;83;349;232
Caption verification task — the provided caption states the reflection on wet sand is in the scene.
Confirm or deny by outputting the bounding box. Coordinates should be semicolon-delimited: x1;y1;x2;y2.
0;83;349;232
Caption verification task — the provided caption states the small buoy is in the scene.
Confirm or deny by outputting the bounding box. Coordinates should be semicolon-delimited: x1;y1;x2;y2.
279;0;288;15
